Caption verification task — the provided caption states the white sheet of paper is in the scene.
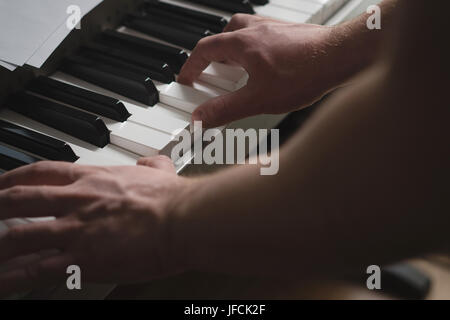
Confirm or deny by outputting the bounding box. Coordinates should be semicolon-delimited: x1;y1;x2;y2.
0;60;17;71
0;0;102;67
26;0;103;68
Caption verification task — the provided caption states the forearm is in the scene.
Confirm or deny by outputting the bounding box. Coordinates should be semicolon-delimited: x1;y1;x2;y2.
328;0;400;86
173;63;449;278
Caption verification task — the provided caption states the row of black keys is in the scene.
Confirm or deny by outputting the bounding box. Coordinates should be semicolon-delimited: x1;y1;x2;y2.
0;23;193;171
0;75;135;171
129;0;269;50
0;1;242;172
58;1;235;105
63;28;186;106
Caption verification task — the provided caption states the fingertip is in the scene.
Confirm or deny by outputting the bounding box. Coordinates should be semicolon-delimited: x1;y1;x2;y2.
191;109;204;122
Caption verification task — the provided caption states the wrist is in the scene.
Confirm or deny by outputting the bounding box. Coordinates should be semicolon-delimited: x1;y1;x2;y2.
167;175;205;273
326;20;382;87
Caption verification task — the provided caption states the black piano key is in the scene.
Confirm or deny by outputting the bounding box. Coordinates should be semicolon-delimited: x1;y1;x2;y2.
27;76;131;122
0;119;79;162
143;1;227;33
124;15;204;51
99;30;188;74
184;0;255;14
138;12;214;37
251;0;269;5
61;55;159;106
0;144;41;171
83;43;175;84
79;48;172;85
5;92;110;148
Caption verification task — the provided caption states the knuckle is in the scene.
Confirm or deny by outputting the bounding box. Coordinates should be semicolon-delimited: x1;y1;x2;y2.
195;36;211;50
230;13;247;26
5;186;26;200
27;161;51;174
201;34;224;49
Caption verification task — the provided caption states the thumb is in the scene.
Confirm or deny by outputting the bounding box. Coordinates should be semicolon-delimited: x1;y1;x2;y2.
192;87;257;128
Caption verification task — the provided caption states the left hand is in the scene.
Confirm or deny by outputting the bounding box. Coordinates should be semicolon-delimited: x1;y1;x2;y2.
0;156;188;296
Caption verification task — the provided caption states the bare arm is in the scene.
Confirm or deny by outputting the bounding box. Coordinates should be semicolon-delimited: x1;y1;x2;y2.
0;0;448;295
173;1;450;277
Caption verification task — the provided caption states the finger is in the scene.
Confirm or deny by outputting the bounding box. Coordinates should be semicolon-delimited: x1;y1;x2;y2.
191;86;258;128
178;33;244;85
0;161;91;190
0;254;74;297
0;220;73;264
0;185;78;219
137;155;176;173
224;13;260;32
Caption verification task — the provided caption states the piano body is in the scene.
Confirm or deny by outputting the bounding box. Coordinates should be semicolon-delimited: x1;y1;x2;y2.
0;0;379;299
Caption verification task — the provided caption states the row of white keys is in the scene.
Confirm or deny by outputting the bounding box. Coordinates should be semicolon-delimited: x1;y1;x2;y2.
51;71;226;155
52;71;192;128
161;0;232;20
0;109;139;166
53;69;223;137
164;0;311;23
253;3;311;23
309;0;350;22
268;0;324;23
51;72;225;155
49;73;187;157
26;90;175;158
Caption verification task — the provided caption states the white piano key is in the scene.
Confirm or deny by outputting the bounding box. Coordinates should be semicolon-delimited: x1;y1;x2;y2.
254;4;311;23
200;62;248;91
24;83;176;158
308;0;350;23
191;79;229;96
163;0;232;20
270;0;323;23
157;82;219;114
103;119;175;157
0;109;138;166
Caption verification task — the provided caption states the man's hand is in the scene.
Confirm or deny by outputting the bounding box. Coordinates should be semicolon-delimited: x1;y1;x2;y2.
0;157;188;296
178;14;345;128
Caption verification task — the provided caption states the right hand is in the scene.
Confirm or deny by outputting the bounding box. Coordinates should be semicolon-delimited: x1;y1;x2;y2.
178;14;346;128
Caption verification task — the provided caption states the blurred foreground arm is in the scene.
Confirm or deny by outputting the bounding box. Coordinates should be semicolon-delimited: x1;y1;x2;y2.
175;0;450;276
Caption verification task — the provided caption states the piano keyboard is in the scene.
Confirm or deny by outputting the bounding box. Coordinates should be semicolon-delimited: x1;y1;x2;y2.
1;0;349;175
0;0;350;298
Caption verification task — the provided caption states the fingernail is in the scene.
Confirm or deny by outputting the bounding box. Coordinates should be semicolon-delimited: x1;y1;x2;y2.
192;110;203;122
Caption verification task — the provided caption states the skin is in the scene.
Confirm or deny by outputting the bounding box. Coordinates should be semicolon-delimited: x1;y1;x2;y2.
0;0;448;296
177;0;399;128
